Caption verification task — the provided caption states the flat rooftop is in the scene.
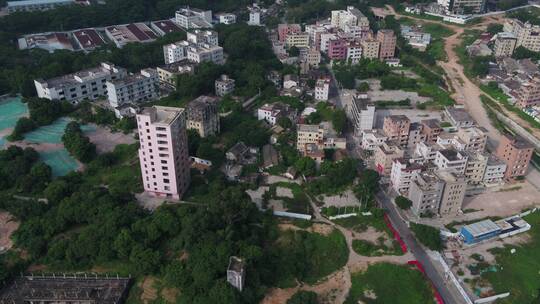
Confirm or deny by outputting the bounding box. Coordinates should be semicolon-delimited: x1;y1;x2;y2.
151;20;183;35
462;219;501;238
73;28;105;49
0;275;131;304
446;107;474;123
439;149;461;161
7;0;73;7
142;106;184;125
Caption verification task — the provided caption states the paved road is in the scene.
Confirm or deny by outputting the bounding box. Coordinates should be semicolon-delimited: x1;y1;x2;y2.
376;191;463;304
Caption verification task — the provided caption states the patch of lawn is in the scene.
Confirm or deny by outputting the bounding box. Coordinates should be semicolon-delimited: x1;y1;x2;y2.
345;263;435;304
410;223;442;251
352;239;404;257
273;229;348;285
422;23;455;38
482;211;540;303
333;211;388;234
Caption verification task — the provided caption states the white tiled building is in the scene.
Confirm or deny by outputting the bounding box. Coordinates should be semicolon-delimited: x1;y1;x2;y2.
483;155;507;185
187;30;219;46
107;68;158;108
315;78;330;101
163;41;223;65
390;158;424;194
216;13;237;24
34;62;127;104
175;7;213;29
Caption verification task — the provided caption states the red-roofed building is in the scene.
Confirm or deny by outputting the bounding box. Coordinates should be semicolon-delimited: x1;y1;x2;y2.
150;20;183;36
72;29;105;51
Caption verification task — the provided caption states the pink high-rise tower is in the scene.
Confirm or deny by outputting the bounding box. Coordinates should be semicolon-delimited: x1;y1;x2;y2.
137;106;191;200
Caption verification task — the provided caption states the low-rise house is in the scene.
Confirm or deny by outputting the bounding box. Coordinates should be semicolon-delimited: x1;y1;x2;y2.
216;13;237;24
257;103;296;126
283;74;299;89
401;25;431;51
215;74;235;96
186;95;220;137
190;156;212;173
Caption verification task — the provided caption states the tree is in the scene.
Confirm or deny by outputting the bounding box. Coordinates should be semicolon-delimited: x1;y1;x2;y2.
395;196;412;210
277;116;292;129
289;46;300;57
331;109;347;134
62;121;96;163
295;157;317;176
358;82;370;92
410;223;442;251
288;291;318;304
486;23;503;35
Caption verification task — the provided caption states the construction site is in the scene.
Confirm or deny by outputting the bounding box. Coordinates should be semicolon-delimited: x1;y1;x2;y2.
0;274;132;304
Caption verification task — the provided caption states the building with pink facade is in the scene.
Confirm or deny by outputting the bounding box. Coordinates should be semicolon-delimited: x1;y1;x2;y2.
376;29;396;59
137;106;191;200
328;38;347;60
277;24;302;42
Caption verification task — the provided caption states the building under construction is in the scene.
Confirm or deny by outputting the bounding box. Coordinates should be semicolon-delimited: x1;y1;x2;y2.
0;274;131;304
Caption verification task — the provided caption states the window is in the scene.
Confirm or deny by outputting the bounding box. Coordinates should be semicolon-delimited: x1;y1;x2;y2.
163;179;170;184
161;160;168;164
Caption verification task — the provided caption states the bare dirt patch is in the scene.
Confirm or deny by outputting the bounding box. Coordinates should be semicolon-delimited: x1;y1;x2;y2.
278;222;334;236
161;287;179;303
353;226;387;243
86;125;136;154
0;212;19;252
140;277;158;303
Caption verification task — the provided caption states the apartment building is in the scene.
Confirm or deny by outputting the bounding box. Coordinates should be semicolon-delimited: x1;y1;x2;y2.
248;7;262;26
421;119;443;144
156;60;196;88
361;39;380;59
163;41;190;64
137;106;191;200
496;134;534;181
7;0;74;13
187;44;224;65
320;33;337;53
286;33;309;48
328;38;348;60
107;68;158;108
390;158;424;194
186;96;220;138
34;62;127;104
383;115;410;147
375;142;405;176
315;78;330;101
437;171;467;216
437;0;486;14
444;106;475;128
257;103;294;126
278;24;302;43
484;155;507;185
408;123;427;149
408;171;444;216
350;95;375;135
457;126;487;152
415;141;443;162
504;19;540;52
493;32;517;57
175;7;213;29
303;48;321;68
434;149;468;175
331;6;370;30
377;29;397;59
187;30;219;46
346;42;363;64
464;152;488;185
215;74;235;97
361;129;387;151
515;76;540;108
